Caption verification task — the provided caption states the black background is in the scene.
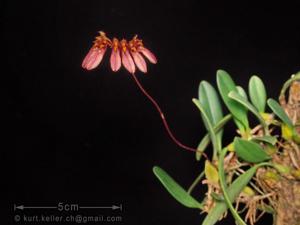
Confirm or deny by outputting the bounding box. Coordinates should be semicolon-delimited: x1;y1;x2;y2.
4;1;300;225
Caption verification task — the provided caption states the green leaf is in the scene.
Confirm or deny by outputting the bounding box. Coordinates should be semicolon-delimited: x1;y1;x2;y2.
196;90;247;224
228;91;267;132
249;75;267;113
216;70;249;131
193;99;219;153
199;81;224;128
236;86;248;100
210;192;224;201
197;83;247;224
202;165;259;225
196;114;232;160
267;98;293;127
153;166;203;209
199;81;224;158
234;137;271;163
195;96;247;224
251;136;277;146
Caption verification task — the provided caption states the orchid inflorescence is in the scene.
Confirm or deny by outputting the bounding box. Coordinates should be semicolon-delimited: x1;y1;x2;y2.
82;31;157;74
82;31;208;158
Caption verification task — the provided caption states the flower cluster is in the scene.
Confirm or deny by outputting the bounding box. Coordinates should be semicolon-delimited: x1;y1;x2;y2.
82;31;157;74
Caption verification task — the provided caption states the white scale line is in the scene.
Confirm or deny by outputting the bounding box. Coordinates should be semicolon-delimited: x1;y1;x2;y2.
24;207;57;209
80;207;112;209
14;204;122;211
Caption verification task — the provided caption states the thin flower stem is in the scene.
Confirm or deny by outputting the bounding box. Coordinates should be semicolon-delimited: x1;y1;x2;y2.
131;73;208;159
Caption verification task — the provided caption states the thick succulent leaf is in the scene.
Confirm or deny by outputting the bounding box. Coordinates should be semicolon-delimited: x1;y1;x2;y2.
249;75;267;113
197;90;247;224
199;81;224;153
216;70;249;131
153;166;203;209
234;137;271;163
196;98;247;224
193;99;219;152
236;86;248;100
199;81;224;127
267;98;293;127
202;166;259;225
197;91;246;224
228;91;266;128
196;114;232;160
210;192;224;201
251;136;277;146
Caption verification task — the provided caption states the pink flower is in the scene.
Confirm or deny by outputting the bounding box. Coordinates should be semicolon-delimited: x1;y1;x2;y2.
120;39;136;74
110;38;121;72
82;32;157;74
138;46;157;64
82;47;107;70
82;31;111;70
129;35;157;65
131;51;147;73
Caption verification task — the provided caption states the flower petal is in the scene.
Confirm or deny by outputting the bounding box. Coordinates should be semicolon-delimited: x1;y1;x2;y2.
131;51;147;73
138;47;157;64
110;48;121;72
121;50;136;74
82;47;106;70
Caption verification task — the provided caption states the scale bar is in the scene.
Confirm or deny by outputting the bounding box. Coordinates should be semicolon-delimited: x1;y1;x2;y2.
14;204;122;211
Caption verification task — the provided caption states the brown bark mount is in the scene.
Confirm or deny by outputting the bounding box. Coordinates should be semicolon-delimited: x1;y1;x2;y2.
264;81;300;225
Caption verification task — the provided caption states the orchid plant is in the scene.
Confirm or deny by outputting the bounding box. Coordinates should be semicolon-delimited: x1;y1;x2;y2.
82;32;300;225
